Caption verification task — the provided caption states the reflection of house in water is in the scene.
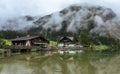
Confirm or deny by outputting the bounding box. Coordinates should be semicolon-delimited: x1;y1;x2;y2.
11;36;49;47
58;36;79;48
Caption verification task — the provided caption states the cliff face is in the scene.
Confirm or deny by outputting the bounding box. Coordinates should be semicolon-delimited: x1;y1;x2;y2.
1;4;120;39
34;5;120;37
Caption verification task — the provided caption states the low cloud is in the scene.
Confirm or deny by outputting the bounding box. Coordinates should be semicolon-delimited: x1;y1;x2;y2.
0;0;120;22
0;0;120;39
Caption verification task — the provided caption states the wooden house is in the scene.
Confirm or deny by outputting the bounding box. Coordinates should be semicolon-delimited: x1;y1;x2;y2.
11;36;49;47
58;36;79;48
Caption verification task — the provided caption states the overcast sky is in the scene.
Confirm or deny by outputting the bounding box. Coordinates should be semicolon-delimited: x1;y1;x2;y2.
0;0;120;22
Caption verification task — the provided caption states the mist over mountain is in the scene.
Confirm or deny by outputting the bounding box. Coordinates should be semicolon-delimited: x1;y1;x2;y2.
34;4;120;39
0;4;120;39
0;16;40;31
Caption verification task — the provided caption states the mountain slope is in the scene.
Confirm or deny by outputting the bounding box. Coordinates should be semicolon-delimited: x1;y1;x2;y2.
1;4;120;40
33;4;120;38
0;16;39;31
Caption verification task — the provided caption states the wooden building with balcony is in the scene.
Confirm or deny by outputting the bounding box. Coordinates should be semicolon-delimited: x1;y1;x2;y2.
11;36;49;48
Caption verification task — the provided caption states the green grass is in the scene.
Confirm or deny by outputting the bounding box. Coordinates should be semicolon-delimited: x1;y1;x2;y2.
50;41;57;46
95;45;109;50
2;39;12;45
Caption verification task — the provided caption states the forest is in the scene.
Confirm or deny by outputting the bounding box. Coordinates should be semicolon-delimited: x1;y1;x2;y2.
0;29;120;52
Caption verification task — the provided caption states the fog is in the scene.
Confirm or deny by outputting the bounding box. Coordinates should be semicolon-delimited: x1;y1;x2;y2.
0;0;120;23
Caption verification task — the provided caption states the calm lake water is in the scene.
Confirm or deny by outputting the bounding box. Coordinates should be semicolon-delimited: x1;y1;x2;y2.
0;51;120;74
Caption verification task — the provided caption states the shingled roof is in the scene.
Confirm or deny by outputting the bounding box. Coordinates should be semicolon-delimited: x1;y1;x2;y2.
59;36;73;42
11;36;42;41
59;36;79;43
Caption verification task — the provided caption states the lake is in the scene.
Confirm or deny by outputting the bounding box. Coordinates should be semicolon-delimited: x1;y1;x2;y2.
0;51;120;74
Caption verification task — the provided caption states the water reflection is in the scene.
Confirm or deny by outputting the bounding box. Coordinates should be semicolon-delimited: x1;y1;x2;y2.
0;52;120;74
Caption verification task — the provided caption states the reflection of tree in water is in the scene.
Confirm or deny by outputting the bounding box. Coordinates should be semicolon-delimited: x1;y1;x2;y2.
30;54;97;74
0;65;3;72
30;54;68;74
68;54;97;74
0;53;120;74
